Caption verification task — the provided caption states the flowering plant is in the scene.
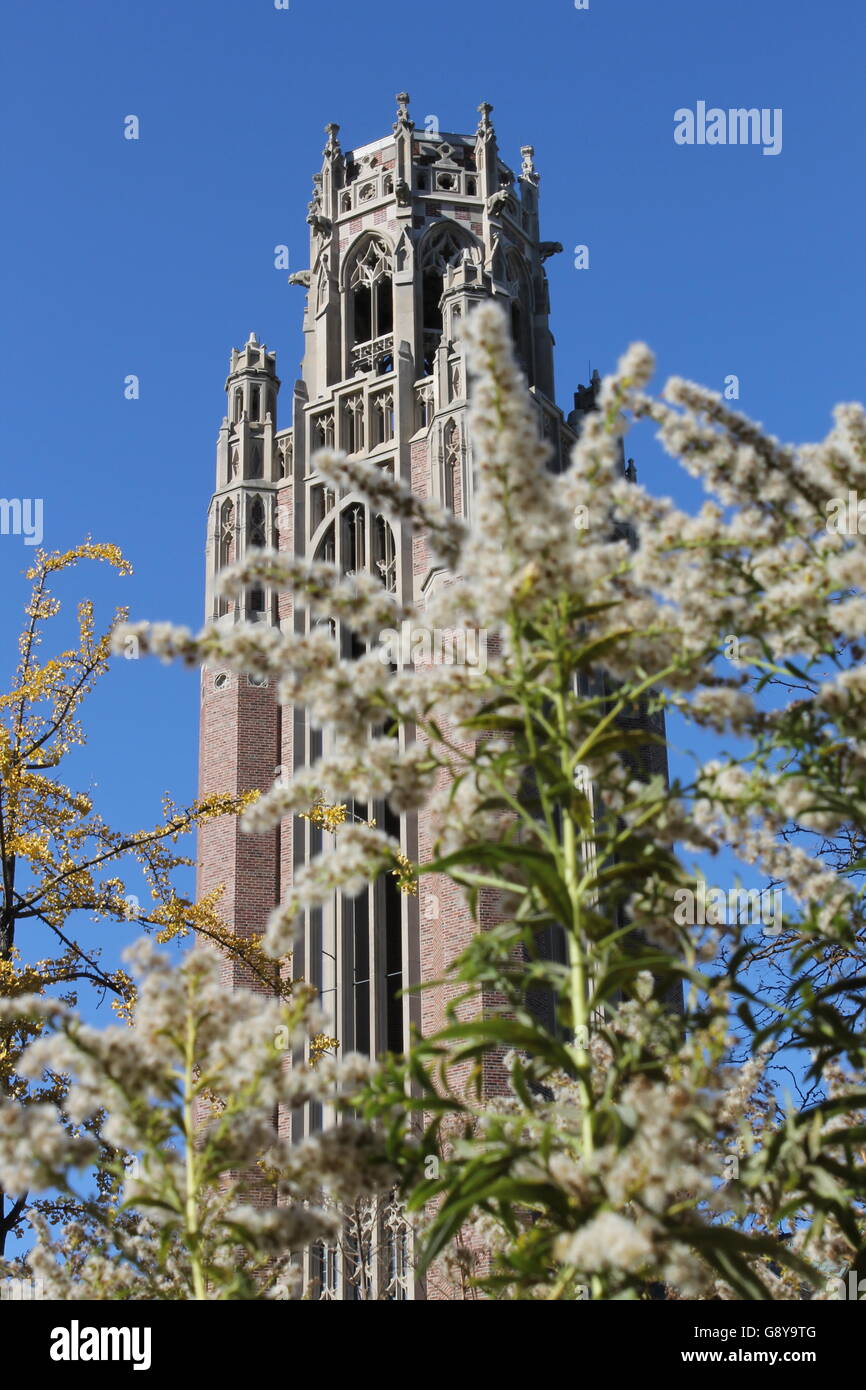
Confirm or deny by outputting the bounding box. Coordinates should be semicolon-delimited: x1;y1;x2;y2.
101;301;866;1299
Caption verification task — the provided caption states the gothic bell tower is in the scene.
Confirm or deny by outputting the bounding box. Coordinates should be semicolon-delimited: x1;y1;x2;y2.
197;95;578;1296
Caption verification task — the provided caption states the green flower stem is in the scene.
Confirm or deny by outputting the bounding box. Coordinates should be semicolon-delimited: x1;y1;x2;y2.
183;998;206;1301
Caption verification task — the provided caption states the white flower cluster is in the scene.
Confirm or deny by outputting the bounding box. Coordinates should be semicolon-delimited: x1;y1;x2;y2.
315;449;467;570
242;739;434;834
0;940;391;1299
263;822;405;959
217;552;414;641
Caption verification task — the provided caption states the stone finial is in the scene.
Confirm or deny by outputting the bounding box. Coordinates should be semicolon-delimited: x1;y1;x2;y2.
477;101;495;136
246;331;258;346
394;91;414;132
323;122;341;157
520;144;536;177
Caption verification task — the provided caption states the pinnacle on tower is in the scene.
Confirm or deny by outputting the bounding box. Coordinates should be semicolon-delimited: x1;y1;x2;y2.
477;100;495;136
394;91;413;132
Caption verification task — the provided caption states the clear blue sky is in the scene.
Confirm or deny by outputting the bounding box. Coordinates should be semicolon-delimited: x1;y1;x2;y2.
1;0;863;989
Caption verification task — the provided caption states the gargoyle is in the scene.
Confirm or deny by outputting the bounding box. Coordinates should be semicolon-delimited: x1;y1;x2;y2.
306;212;332;237
485;189;511;217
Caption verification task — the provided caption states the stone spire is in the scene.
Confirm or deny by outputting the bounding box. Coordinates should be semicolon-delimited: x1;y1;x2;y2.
475;101;499;202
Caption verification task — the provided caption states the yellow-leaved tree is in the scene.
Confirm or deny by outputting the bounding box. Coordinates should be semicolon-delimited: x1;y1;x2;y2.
0;542;285;1256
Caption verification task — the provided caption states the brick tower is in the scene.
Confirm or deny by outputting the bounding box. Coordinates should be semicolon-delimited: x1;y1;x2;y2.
197;95;601;1297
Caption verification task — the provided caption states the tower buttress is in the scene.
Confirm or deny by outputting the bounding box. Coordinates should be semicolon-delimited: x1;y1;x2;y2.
198;333;283;1008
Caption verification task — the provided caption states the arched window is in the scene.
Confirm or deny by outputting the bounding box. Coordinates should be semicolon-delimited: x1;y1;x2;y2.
249;442;263;479
372;390;394;446
373;515;397;591
314;411;335;451
248;495;266;548
278;436;292;480
315;524;335;566
251;386;261;420
342;503;366;574
414;381;434;431
347;238;393;348
233;389;243;423
420;224;474;373
343;394;365;454
310;482;335;533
